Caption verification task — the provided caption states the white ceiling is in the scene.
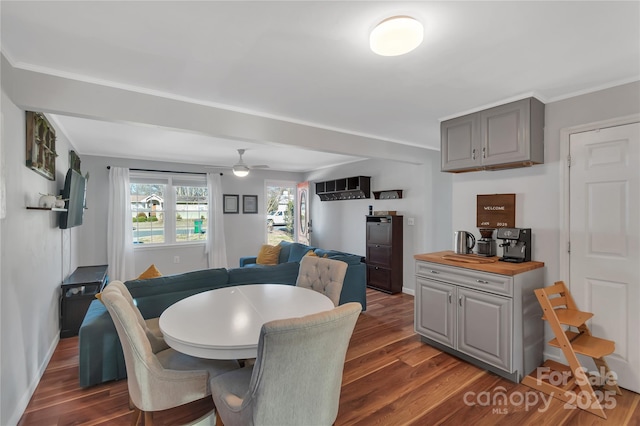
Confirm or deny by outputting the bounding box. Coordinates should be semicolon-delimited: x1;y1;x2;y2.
2;1;639;172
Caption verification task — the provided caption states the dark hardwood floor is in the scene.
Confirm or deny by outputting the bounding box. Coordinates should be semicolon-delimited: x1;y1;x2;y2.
19;289;640;425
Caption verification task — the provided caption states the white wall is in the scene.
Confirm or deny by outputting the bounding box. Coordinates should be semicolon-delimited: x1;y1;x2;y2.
0;90;82;425
80;155;303;275
305;151;452;294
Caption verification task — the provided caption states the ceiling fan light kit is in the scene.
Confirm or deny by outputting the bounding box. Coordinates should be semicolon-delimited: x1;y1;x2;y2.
226;148;269;177
370;15;424;56
232;165;250;177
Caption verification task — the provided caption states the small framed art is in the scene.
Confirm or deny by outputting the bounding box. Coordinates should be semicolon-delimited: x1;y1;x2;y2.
243;195;258;214
223;194;239;214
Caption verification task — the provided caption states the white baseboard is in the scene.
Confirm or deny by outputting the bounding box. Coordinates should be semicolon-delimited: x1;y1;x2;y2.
402;287;415;296
9;334;60;425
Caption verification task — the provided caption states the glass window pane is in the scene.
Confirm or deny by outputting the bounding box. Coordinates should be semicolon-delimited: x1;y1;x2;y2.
175;186;208;242
131;183;166;244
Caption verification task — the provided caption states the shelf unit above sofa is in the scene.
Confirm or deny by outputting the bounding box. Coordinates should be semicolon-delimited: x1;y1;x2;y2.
315;176;371;201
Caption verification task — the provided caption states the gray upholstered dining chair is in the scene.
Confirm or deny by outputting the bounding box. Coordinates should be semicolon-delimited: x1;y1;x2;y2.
210;302;362;426
103;280;167;352
295;256;348;306
100;282;240;425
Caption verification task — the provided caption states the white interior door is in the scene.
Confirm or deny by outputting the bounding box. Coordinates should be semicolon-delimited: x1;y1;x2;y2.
569;122;640;393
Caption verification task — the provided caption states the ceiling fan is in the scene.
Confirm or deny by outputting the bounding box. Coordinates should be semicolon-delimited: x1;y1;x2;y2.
210;149;269;177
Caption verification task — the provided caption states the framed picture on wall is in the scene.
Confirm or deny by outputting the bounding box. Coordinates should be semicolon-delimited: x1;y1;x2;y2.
223;194;239;214
243;195;258;214
25;111;57;180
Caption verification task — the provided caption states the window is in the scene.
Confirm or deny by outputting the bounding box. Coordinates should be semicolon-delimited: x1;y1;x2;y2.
130;172;208;245
265;181;295;245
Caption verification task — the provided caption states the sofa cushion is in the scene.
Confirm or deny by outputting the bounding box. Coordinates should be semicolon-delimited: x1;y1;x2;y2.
327;254;364;266
228;262;300;285
277;240;294;264
314;249;364;266
288;243;315;263
313;249;343;258
125;268;229;299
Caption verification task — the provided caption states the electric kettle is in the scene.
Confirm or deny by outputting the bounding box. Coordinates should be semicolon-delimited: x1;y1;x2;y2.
454;231;476;254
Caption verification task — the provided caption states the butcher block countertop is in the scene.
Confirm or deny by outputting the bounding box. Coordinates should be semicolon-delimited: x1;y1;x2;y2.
414;251;544;276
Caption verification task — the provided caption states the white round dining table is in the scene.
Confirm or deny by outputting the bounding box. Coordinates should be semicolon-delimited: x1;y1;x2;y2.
159;284;335;359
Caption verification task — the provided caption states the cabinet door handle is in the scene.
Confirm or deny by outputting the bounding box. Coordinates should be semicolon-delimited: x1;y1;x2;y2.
375;244;380;248
482;147;486;158
476;279;490;284
472;148;476;160
429;270;439;274
448;292;452;304
459;296;463;307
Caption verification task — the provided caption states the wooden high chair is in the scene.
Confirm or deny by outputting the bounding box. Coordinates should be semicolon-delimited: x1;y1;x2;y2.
521;281;621;419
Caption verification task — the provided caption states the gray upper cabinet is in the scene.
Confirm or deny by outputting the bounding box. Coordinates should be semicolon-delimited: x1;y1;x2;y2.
441;97;544;172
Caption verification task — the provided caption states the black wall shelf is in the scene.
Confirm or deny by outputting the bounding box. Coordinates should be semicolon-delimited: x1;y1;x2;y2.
372;190;403;200
27;206;67;211
315;176;371;201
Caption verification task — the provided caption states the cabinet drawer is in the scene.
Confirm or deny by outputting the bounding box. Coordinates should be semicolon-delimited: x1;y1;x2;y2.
367;244;391;267
415;261;512;297
366;222;392;245
367;265;392;292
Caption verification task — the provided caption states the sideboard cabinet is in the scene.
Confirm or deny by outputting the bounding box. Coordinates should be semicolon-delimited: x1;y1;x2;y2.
60;265;109;338
366;215;403;294
414;253;544;382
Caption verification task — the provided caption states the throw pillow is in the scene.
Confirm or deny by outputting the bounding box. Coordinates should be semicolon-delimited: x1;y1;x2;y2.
138;264;163;280
257;244;282;265
288;243;315;262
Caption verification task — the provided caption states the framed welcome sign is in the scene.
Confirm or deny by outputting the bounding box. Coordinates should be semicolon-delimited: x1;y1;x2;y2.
477;194;516;228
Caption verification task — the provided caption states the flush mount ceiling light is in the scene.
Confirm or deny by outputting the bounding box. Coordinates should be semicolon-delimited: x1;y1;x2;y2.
370;15;424;56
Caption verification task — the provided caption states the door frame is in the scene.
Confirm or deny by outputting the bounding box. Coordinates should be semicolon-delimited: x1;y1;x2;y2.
559;113;640;285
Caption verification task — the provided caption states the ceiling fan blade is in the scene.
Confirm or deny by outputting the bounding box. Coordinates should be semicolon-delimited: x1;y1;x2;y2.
251;165;270;169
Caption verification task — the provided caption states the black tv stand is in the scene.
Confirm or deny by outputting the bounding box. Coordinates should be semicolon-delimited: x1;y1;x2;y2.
60;265;108;338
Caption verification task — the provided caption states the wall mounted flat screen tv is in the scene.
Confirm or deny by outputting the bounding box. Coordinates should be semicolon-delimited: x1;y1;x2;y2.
60;169;86;229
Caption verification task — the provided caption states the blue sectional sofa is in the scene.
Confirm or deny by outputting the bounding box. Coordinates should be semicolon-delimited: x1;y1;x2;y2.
78;249;366;388
239;240;366;309
80;262;297;387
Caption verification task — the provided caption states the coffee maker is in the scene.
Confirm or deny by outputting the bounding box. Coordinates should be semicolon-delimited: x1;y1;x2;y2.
497;227;531;263
476;228;497;257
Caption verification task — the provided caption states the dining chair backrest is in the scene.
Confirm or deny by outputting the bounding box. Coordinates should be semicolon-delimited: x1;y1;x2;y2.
211;302;362;426
296;256;348;306
104;280;167;354
101;282;240;416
